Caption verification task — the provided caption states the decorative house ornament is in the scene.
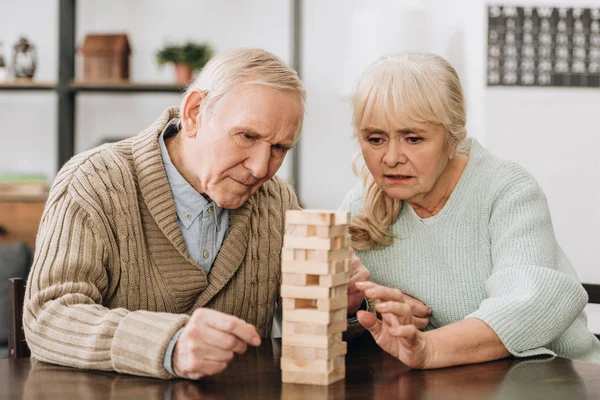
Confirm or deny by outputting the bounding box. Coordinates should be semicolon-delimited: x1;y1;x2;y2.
79;34;131;82
12;37;37;80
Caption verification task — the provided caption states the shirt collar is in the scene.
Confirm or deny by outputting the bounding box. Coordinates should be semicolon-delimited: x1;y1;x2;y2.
158;119;224;230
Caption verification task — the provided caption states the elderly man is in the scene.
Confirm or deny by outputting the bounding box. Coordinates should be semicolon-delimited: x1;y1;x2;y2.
23;48;372;380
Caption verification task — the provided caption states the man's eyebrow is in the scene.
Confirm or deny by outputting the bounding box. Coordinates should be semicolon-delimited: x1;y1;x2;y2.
232;125;294;149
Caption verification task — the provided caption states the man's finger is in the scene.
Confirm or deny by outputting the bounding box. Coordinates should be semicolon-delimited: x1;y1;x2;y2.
198;324;248;354
186;359;228;378
205;314;261;347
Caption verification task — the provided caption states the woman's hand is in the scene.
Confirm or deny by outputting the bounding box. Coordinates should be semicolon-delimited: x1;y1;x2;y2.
355;281;434;369
347;248;370;315
402;292;432;330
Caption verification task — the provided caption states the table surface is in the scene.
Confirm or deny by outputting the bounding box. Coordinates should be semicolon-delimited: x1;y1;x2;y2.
2;334;599;400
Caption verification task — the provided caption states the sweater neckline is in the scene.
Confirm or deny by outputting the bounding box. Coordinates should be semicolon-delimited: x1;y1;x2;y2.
405;138;480;225
131;107;251;309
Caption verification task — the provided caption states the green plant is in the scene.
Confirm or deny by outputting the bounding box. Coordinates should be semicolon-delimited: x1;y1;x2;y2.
156;42;213;71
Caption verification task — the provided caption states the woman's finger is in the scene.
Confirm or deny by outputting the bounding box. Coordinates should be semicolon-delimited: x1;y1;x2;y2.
357;282;404;303
412;316;429;330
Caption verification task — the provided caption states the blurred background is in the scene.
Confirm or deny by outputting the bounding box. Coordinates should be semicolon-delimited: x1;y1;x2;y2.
0;0;598;334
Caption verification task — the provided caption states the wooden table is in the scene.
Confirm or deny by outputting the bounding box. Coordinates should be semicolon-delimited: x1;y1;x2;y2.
1;334;599;399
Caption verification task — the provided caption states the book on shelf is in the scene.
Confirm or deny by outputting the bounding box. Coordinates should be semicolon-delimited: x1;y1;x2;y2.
0;174;49;200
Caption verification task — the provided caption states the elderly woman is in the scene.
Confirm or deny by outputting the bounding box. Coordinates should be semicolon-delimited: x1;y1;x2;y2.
342;52;600;368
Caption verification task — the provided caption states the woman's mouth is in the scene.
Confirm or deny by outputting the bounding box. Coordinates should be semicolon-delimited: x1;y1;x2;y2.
384;174;414;183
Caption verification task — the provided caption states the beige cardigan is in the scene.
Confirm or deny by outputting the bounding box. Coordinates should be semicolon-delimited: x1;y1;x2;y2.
24;108;299;378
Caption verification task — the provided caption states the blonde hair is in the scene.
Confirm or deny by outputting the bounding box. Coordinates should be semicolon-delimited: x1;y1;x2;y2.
350;52;468;250
181;48;306;140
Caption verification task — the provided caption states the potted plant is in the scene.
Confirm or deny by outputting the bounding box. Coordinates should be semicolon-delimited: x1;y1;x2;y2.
156;41;213;84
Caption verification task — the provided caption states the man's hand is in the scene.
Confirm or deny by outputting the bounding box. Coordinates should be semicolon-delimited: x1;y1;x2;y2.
172;308;261;379
355;281;434;369
347;248;370;316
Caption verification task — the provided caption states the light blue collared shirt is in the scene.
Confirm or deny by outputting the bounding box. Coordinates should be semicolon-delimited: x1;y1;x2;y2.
158;122;229;274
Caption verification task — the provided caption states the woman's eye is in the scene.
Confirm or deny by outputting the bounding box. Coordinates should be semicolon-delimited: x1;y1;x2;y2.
368;137;383;144
243;133;255;140
407;137;423;144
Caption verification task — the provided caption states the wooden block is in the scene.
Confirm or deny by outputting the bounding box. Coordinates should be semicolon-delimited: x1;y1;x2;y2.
282;342;347;361
333;211;350;225
282;273;320;286
282;298;317;310
286;224;317;237
319;272;350;287
284;236;336;250
282;332;342;349
283;308;346;324
281;260;346;275
279;295;348;312
306;248;350;262
282;272;348;288
316;295;347;312
281;366;345;385
286;210;334;226
280;285;332;300
281;355;345;373
282;248;307;262
316;224;348;238
282;320;347;336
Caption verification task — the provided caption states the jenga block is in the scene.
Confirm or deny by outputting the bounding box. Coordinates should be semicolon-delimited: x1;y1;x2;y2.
319;272;350;287
284;236;336;250
282;298;317;310
286;210;334;226
282;248;308;261
315;224;348;238
281;355;345;373
282;341;347;361
316;295;347;312
283;308;346;324
306;249;350;262
281;366;345;385
281;294;347;312
281;260;346;275
282;273;320;286
286;224;317;237
282;320;347;336
282;332;342;349
333;211;350;225
280;285;331;300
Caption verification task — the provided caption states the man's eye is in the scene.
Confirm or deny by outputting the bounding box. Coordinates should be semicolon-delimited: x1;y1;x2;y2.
243;133;255;140
272;144;285;152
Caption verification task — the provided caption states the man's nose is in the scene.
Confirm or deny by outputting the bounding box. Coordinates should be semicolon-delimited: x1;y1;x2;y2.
245;144;271;179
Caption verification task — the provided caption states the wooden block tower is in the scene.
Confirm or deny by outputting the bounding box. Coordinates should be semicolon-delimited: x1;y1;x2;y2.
280;209;351;385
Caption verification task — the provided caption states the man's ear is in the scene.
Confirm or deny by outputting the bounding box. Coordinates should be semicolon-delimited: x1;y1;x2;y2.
181;90;205;138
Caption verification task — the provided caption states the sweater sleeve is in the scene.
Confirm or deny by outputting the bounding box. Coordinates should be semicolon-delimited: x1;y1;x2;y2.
24;192;189;379
466;172;588;358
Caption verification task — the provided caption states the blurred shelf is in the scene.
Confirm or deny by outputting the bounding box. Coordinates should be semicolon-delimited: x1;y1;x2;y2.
69;81;187;93
0;81;57;91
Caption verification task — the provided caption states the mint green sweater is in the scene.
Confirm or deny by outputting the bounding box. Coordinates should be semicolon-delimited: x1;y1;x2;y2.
341;139;600;363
